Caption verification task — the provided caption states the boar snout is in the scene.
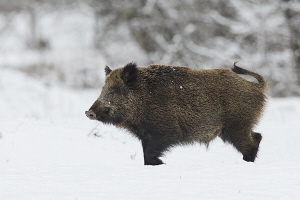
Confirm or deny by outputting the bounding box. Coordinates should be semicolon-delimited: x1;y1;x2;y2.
85;110;97;120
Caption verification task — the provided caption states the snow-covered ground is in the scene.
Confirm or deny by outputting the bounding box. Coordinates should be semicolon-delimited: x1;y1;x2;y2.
0;68;300;200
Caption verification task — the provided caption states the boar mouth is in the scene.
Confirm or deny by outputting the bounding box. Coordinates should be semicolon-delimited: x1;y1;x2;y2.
85;110;105;122
85;110;97;120
85;106;110;120
85;108;121;125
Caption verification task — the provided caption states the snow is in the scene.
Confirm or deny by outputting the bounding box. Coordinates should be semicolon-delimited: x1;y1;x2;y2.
1;69;300;199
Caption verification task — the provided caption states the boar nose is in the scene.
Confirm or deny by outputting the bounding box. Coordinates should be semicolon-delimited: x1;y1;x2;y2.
85;110;97;120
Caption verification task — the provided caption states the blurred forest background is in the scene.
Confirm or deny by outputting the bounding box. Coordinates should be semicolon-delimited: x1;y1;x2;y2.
0;0;299;96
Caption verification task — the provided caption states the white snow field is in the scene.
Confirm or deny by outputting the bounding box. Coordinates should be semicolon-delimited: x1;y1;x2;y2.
0;68;299;200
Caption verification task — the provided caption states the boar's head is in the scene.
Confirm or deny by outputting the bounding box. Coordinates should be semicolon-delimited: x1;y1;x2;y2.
85;62;137;125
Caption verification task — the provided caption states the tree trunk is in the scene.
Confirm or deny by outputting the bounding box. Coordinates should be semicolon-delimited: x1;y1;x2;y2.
283;0;300;85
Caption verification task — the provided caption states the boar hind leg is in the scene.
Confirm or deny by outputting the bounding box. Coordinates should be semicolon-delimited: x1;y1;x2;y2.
225;128;261;162
142;139;168;166
243;131;262;161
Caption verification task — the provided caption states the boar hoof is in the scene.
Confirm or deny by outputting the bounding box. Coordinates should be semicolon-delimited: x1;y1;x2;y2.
144;158;164;166
243;155;255;162
243;147;259;162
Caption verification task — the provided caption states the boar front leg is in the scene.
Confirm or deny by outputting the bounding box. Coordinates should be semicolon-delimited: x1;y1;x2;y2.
141;139;166;166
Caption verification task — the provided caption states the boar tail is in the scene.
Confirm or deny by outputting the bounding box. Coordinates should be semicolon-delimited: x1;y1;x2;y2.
232;62;266;90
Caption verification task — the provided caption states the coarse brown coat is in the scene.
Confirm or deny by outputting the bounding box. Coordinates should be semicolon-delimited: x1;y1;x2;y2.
86;62;266;165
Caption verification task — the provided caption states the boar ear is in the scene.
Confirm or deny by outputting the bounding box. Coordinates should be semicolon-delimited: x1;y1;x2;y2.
105;65;112;76
121;62;137;87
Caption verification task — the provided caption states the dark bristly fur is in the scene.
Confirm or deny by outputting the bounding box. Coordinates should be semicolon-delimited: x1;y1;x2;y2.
86;62;267;165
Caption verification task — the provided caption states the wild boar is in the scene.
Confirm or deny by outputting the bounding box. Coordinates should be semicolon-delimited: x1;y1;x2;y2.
85;62;266;165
